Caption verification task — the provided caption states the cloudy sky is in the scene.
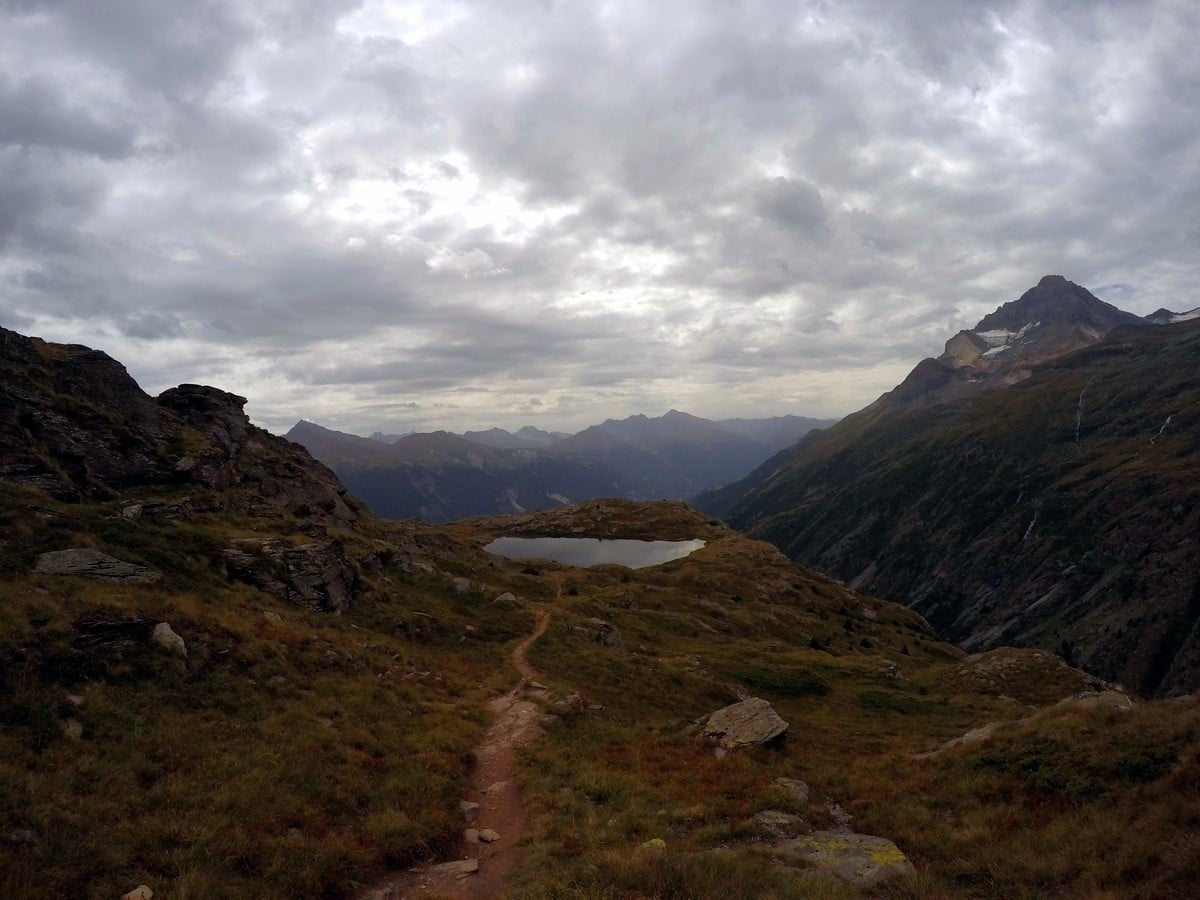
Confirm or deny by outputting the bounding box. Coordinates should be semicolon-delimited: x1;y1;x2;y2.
2;1;1198;435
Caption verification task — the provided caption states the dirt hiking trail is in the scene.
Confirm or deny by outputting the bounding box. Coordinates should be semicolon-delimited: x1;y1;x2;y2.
362;607;552;900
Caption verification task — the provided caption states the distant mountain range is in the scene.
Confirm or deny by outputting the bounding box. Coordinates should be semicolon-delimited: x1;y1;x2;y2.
287;412;835;523
698;276;1200;695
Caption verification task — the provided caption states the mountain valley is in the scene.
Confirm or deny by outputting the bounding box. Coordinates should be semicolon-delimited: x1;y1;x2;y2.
1;321;1200;898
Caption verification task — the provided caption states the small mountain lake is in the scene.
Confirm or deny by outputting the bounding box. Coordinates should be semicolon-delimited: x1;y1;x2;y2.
483;536;706;569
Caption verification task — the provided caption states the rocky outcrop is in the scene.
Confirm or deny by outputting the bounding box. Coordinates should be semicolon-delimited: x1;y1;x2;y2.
571;617;624;650
0;327;359;527
1;329;169;496
222;540;356;612
35;549;161;583
159;384;359;525
700;697;788;757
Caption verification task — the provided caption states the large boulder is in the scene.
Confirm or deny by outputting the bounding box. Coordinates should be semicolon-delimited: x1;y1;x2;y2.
35;549;161;584
700;697;788;758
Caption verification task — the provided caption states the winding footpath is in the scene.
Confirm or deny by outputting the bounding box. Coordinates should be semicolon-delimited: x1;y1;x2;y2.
363;607;551;900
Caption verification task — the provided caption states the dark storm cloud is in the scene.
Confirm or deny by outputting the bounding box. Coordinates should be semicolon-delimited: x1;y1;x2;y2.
1;0;1197;433
0;75;136;158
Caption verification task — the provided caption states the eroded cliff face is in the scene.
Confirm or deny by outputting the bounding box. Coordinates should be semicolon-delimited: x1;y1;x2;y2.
0;327;358;526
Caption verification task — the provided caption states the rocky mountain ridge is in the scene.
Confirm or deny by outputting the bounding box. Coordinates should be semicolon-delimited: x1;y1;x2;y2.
0;328;357;526
289;410;835;523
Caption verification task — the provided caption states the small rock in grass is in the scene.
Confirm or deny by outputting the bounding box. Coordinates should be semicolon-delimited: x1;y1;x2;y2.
771;777;810;806
478;828;500;842
459;800;480;822
121;887;154;900
639;838;667;852
151;622;187;658
464;828;480;844
749;809;804;835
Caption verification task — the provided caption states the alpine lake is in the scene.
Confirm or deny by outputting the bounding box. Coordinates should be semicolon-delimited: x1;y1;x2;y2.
482;536;706;569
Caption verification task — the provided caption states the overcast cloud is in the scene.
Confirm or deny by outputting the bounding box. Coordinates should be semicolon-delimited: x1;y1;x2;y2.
2;0;1198;434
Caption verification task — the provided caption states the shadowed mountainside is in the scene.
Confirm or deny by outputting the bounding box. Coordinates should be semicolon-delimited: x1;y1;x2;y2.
699;281;1200;696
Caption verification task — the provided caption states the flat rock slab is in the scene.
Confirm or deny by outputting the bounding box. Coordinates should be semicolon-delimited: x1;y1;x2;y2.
1064;690;1135;710
36;549;161;583
914;722;999;759
773;831;914;888
701;697;788;757
746;809;804;836
430;859;479;878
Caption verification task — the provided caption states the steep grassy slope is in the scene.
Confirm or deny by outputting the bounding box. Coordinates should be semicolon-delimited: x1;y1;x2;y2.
708;319;1200;696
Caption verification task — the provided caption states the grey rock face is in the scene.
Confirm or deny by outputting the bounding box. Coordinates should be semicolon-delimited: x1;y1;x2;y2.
222;540;356;612
572;617;624;650
35;549;161;583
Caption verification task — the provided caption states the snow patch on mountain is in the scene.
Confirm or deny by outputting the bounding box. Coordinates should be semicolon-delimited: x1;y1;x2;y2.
974;321;1038;356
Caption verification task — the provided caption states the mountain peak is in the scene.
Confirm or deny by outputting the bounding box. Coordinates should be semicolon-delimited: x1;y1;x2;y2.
867;276;1150;418
973;276;1141;334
